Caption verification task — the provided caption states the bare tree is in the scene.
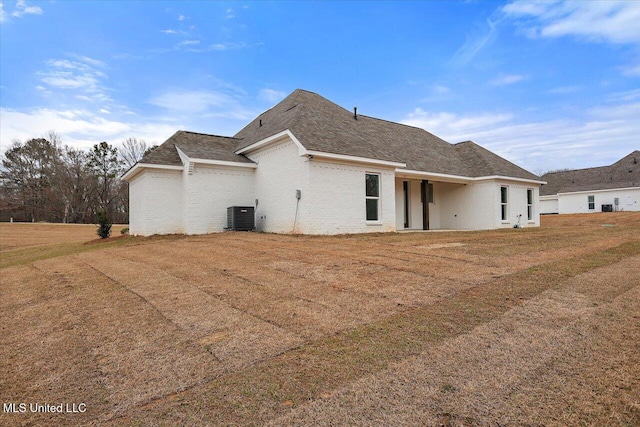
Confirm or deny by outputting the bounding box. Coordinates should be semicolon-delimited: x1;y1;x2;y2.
119;137;149;169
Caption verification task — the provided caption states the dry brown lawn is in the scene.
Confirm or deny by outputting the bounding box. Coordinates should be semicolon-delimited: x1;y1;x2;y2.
1;212;638;426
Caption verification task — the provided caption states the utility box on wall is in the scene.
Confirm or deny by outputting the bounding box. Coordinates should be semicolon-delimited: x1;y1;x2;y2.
227;206;255;231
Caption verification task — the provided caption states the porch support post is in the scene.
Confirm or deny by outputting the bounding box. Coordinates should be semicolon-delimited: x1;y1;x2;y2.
421;180;430;230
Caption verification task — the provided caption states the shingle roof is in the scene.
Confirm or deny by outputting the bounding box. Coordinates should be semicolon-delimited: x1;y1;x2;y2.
454;141;539;180
235;89;537;179
140;131;253;166
540;151;640;196
141;89;539;181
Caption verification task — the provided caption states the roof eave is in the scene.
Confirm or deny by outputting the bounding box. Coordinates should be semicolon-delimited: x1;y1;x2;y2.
121;163;184;181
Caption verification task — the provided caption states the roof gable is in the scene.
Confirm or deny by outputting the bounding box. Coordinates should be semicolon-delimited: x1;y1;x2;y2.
141;131;253;166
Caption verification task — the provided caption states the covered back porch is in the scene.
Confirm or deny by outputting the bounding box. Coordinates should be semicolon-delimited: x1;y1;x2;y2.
394;172;474;231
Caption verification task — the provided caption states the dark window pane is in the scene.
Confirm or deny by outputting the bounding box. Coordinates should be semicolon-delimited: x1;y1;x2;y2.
366;199;378;221
501;186;508;203
501;204;507;221
528;205;532;220
527;189;532;205
366;174;379;197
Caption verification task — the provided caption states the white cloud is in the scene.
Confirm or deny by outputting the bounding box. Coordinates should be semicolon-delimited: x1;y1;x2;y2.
0;107;177;150
226;8;234;19
37;56;111;102
178;14;186;21
489;74;528;86
503;1;640;45
0;2;7;22
401;101;640;172
258;88;286;103
11;0;42;18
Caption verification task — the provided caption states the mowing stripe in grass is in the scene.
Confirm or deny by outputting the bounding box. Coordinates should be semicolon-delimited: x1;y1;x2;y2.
0;235;186;269
109;239;640;426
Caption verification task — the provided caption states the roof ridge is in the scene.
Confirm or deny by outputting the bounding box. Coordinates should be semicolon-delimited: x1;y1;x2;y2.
178;130;243;140
542;164;610;175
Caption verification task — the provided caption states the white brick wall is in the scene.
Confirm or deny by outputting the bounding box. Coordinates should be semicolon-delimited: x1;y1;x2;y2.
184;164;255;234
247;139;310;233
246;138;397;234
558;187;640;213
128;137;542;235
436;180;539;230
306;161;396;234
129;169;184;236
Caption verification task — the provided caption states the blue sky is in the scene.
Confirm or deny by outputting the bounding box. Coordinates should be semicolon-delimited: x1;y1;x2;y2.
1;0;639;173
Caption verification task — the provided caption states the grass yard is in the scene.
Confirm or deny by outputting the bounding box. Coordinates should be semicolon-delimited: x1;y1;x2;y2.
1;213;639;426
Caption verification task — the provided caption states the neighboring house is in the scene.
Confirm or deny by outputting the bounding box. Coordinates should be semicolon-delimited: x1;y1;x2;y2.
539;151;640;214
122;89;544;235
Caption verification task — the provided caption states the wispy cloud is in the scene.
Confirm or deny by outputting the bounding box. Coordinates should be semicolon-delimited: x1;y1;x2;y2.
11;0;42;18
449;18;498;66
148;89;255;120
226;8;234;19
258;88;286;103
177;40;200;46
0;2;7;22
178;14;186;21
546;85;581;94
620;62;640;77
503;1;640;45
402;109;513;138
401;99;640;172
37;56;111;102
489;73;528;86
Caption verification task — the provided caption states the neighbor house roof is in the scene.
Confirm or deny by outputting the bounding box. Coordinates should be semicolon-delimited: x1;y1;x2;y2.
140;131;253;166
138;89;539;181
540;151;640;196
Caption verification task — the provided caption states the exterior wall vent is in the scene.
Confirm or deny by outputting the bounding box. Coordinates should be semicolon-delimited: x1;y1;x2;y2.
227;206;255;231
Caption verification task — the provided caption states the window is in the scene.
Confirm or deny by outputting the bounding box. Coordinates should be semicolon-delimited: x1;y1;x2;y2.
420;182;434;204
588;195;595;210
365;173;380;221
527;189;533;220
501;186;508;221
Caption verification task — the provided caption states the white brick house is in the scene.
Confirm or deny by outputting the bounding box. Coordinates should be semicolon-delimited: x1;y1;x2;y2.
539;151;640;214
122;89;544;235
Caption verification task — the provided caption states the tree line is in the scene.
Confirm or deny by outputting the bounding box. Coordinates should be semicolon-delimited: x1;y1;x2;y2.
0;132;155;224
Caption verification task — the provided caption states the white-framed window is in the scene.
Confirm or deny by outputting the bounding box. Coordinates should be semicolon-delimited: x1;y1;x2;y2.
588;195;595;210
365;173;380;221
527;188;533;221
501;186;509;221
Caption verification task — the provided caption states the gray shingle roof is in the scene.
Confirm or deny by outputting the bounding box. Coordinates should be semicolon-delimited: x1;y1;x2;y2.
140;89;539;181
140;131;253;166
235;89;538;180
454;141;539;180
540;151;640;196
